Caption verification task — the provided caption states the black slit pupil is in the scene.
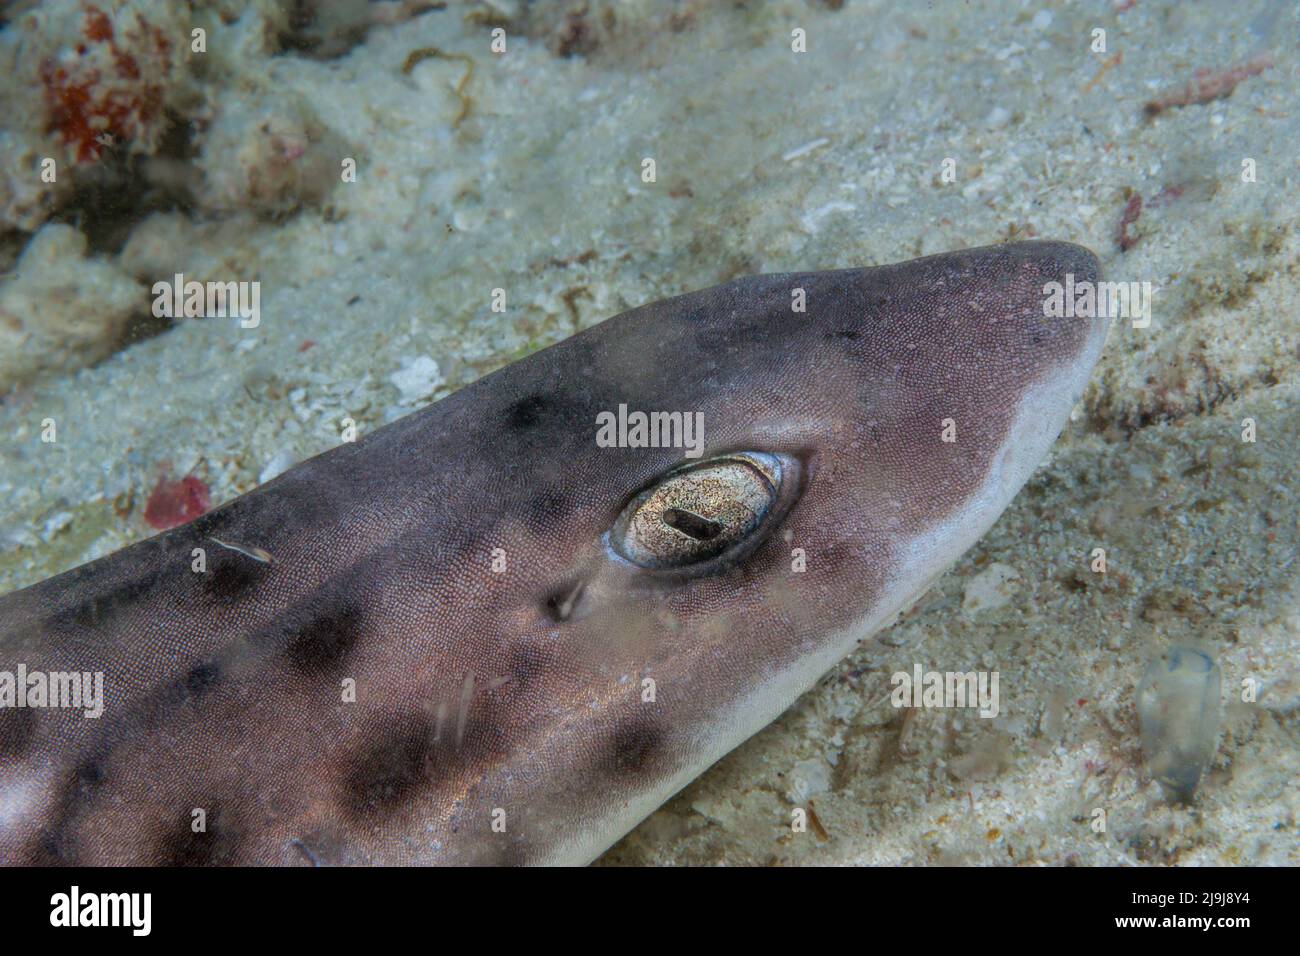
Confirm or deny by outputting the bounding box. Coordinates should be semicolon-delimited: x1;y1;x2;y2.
662;508;723;541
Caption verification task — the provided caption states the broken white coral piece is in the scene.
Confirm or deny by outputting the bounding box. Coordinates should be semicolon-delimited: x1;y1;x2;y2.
389;355;444;403
195;91;349;216
0;224;142;389
962;562;1021;615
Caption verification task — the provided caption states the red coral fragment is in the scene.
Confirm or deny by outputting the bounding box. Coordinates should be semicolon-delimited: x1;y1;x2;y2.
40;4;167;163
1144;56;1272;117
84;8;113;42
143;474;211;530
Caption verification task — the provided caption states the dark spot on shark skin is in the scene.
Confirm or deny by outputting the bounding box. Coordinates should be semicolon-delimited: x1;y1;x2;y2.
0;706;36;760
339;697;516;826
283;601;364;673
505;394;553;431
340;716;434;822
524;487;570;530
157;804;242;866
24;748;114;864
48;574;157;632
30;828;69;865
55;560;107;591
75;758;105;787
200;548;266;604
182;661;221;699
500;391;595;454
602;712;669;777
686;310;774;357
249;595;364;676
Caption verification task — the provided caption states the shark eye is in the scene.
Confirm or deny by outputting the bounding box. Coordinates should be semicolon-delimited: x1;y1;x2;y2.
608;452;791;570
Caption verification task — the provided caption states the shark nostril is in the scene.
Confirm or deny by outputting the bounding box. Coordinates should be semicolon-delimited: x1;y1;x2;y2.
662;507;723;541
545;580;587;622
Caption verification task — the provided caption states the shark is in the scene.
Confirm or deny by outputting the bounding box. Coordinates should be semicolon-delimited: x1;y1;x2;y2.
0;240;1109;865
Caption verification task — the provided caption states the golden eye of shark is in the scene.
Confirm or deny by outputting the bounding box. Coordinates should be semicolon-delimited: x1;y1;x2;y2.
608;452;790;570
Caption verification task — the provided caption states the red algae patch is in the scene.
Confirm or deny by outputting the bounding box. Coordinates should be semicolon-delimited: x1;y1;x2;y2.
143;474;211;530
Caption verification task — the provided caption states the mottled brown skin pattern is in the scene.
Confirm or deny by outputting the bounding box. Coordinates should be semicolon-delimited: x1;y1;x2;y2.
0;241;1106;865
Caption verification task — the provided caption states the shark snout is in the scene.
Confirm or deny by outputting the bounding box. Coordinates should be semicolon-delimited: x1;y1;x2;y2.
1022;240;1111;373
816;241;1111;624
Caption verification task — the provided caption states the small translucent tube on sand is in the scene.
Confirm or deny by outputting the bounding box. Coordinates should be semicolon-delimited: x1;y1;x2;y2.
1136;645;1222;803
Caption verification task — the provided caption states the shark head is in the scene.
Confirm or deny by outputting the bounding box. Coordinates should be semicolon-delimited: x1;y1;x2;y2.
440;239;1110;862
0;241;1107;867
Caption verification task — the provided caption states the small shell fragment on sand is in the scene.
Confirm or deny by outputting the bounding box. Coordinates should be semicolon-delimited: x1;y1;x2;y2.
782;138;830;162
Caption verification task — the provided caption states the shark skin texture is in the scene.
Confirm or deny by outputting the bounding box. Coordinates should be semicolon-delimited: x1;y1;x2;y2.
0;240;1109;866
